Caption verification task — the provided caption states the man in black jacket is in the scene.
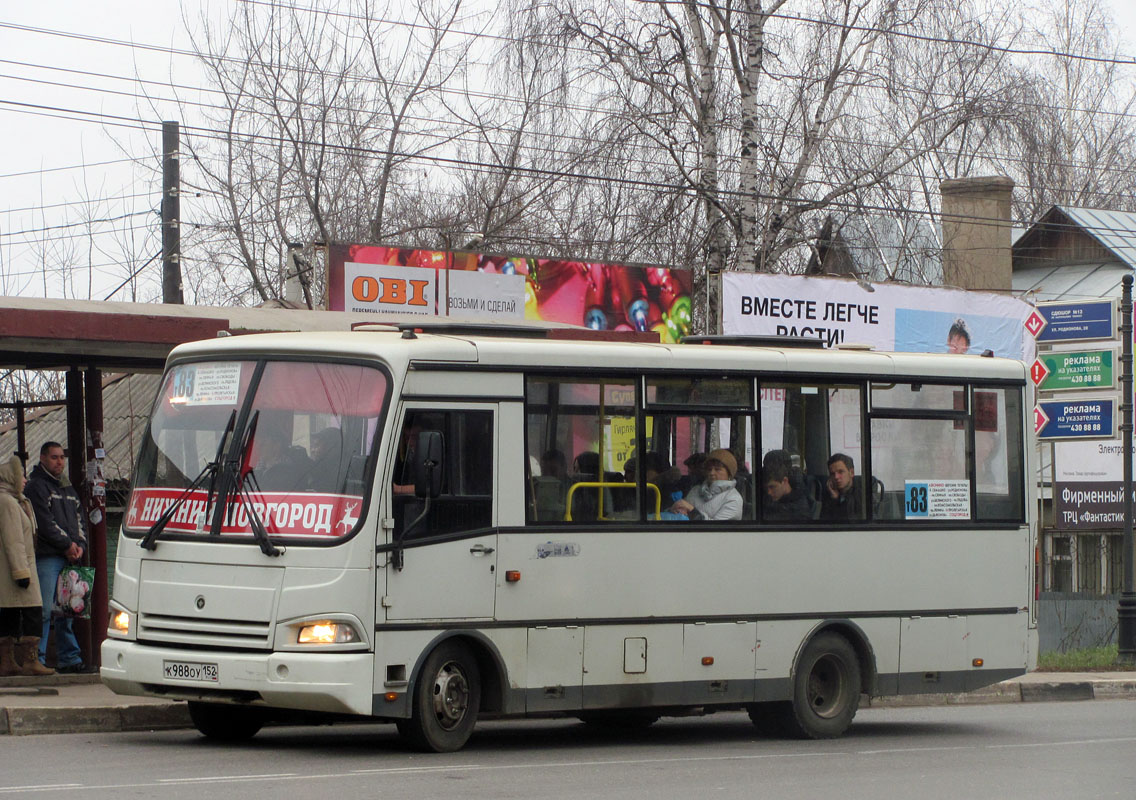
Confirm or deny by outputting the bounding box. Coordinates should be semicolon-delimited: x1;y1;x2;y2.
820;453;863;521
25;442;87;672
763;460;812;522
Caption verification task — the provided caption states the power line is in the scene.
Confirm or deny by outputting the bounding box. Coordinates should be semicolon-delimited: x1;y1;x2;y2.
0;155;138;181
0;210;153;239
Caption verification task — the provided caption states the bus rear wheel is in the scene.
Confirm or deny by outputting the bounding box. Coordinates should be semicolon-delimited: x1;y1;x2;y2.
397;640;481;752
781;632;860;739
187;702;265;741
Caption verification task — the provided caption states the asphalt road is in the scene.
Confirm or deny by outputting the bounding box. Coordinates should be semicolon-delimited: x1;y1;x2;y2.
2;701;1133;799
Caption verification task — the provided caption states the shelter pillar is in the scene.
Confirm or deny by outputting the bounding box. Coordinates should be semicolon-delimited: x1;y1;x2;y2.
85;368;108;667
65;368;94;667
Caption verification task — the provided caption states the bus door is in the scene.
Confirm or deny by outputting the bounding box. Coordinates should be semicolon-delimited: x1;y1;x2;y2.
383;403;497;620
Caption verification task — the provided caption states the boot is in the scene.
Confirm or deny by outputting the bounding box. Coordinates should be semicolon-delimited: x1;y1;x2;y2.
0;637;19;677
15;637;55;676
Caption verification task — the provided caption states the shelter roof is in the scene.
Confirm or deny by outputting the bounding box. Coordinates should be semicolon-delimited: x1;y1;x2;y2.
0;296;414;371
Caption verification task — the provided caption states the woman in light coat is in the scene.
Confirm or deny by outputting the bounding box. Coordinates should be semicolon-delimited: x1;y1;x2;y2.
1;454;54;676
668;448;744;521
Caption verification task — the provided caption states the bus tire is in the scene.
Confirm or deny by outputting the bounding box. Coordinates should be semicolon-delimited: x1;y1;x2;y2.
397;640;481;752
187;702;264;741
781;632;860;739
746;702;789;736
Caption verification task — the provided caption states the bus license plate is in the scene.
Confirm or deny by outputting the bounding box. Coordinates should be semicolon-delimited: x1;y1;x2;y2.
163;660;219;682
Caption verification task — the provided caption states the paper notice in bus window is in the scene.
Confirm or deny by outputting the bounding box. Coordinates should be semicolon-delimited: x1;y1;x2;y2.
172;363;242;406
973;391;998;432
903;479;971;520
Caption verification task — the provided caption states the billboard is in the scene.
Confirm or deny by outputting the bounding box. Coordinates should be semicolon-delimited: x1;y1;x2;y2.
1053;440;1134;530
326;244;695;342
721;273;1036;360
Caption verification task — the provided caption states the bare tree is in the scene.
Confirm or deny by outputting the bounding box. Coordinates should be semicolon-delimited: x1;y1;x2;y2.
997;0;1136;222
170;0;474;306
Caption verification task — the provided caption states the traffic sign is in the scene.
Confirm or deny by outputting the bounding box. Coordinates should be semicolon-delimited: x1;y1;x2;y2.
1034;397;1116;439
1034;349;1116;392
1034;300;1116;343
1025;310;1046;338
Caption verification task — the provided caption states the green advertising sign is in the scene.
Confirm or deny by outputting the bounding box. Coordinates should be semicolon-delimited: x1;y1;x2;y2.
1036;349;1115;391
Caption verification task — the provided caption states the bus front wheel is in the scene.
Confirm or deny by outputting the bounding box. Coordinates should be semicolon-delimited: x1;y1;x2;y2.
187;701;264;741
397;640;481;752
781;632;861;739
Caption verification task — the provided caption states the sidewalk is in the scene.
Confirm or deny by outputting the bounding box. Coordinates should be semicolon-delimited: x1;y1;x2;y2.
2;671;1134;736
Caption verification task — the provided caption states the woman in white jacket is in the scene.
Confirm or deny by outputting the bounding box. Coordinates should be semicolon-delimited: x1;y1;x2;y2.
668;448;743;521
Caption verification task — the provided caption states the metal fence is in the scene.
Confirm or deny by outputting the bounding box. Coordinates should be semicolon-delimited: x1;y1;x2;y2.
1039;592;1119;653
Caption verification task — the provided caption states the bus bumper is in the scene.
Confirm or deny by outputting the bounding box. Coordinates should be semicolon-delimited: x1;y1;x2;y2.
100;639;374;716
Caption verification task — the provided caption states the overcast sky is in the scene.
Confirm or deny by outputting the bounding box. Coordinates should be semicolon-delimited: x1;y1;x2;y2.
1;0;1135;302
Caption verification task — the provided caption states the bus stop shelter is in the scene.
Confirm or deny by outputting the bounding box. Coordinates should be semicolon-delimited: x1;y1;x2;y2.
0;296;387;669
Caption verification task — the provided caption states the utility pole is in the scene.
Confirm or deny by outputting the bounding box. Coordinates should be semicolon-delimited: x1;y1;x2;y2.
161;120;183;304
1119;275;1134;663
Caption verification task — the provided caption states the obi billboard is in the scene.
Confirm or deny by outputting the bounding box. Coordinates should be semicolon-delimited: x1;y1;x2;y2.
326;244;695;342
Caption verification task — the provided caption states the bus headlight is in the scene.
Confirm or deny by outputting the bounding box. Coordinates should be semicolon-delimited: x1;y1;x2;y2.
297;621;360;645
108;609;131;637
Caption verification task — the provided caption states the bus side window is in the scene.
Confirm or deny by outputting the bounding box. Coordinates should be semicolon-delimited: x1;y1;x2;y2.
394;410;494;540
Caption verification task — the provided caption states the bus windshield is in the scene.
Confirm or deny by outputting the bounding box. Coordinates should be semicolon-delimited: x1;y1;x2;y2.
124;359;389;542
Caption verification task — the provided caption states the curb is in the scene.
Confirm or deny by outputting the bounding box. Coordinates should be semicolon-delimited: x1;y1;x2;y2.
867;682;1023;708
2;702;191;736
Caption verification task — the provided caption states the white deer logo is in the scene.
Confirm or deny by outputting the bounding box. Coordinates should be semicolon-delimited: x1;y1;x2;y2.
337;502;359;533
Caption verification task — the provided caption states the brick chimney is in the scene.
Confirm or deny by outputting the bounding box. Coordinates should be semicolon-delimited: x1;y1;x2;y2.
940;176;1014;291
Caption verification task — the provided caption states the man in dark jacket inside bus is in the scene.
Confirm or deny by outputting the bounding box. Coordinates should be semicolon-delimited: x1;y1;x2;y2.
24;442;88;672
763;459;813;521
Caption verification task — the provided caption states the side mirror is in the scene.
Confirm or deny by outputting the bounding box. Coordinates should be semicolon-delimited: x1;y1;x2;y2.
413;430;443;499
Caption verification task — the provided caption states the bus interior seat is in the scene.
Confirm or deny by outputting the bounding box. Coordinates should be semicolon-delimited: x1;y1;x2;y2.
532;476;566;521
344;454;368;495
804;473;824;519
734;470;754;520
877;492;902;520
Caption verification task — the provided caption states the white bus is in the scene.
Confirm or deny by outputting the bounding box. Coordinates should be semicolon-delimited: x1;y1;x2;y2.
102;323;1037;751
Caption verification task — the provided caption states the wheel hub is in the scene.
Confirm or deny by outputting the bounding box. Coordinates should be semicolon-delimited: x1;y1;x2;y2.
806;654;849;719
431;660;470;730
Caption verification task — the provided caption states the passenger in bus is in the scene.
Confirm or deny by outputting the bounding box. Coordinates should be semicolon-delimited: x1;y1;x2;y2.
308;427;344;493
763;459;812;521
253;429;312;492
676;452;706;496
540;449;568;482
761;449;814;518
820;453;863;520
668;449;742;521
569;451;611;521
624;452;683;516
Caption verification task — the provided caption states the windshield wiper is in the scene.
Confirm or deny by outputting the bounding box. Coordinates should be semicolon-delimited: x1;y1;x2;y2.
228;411;283;557
201;409;238;535
139;410;237;551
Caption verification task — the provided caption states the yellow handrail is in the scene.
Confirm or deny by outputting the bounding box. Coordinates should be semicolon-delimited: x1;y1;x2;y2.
563;481;662;521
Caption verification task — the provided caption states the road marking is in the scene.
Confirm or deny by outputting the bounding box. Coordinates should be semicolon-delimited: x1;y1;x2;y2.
856;746;976;755
988;736;1136;749
159;773;297;784
5;736;1136;794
